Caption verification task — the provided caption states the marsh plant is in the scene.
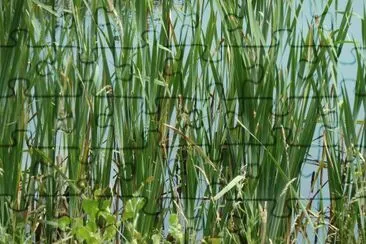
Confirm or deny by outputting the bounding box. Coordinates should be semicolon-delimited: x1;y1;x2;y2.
0;0;365;243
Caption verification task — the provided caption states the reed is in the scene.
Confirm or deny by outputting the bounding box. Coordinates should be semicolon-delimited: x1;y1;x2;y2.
0;0;364;243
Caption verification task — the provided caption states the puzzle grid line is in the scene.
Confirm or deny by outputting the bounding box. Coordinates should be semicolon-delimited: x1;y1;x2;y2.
0;7;363;221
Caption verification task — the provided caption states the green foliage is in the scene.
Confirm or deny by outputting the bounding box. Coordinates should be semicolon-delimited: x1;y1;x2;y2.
50;197;117;244
168;214;184;243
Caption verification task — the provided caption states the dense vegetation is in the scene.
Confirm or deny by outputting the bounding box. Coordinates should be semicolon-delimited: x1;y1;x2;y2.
0;0;365;243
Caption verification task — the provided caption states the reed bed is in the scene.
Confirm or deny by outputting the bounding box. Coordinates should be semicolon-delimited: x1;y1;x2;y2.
0;0;365;243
